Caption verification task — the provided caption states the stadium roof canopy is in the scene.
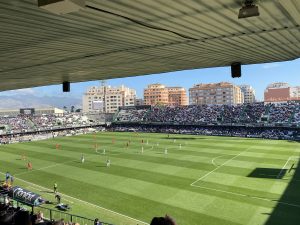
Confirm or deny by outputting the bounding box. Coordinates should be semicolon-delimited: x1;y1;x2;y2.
0;0;300;91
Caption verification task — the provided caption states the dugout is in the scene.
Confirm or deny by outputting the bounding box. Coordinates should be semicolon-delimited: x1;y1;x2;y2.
9;186;44;210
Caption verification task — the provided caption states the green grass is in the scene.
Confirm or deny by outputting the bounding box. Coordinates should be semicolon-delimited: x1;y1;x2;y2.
1;132;300;225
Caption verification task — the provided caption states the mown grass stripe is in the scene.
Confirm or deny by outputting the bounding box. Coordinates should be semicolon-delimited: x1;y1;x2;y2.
1;132;300;225
0;159;285;210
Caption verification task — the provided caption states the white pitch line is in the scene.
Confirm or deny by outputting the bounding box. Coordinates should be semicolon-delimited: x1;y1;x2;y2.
0;172;149;225
14;156;89;177
15;143;155;177
211;155;234;167
191;147;251;186
191;183;300;208
277;157;292;179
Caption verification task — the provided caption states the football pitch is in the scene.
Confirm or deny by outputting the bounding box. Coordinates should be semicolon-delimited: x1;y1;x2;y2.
1;131;300;225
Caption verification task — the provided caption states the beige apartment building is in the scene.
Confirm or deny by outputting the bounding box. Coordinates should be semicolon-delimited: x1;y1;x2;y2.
239;85;256;103
144;84;188;106
189;82;243;105
82;85;136;113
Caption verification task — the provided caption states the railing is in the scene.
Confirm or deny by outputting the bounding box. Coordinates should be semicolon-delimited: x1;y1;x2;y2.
34;206;114;225
0;191;114;225
34;206;91;225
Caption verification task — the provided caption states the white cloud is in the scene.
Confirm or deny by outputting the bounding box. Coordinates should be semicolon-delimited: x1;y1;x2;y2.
14;88;36;95
262;63;281;69
0;88;36;96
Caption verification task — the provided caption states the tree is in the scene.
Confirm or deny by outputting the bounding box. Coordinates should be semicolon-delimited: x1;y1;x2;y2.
71;106;75;113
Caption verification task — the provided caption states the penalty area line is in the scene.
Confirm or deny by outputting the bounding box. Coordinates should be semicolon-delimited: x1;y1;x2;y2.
0;172;149;225
191;183;300;208
211;154;236;167
191;147;251;186
277;157;292;179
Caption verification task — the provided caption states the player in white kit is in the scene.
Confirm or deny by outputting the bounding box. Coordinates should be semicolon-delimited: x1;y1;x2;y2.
106;159;111;167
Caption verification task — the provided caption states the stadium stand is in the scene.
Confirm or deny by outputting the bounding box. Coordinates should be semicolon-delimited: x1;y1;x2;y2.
0;113;107;144
113;102;300;140
114;102;300;125
112;125;298;140
0;102;300;143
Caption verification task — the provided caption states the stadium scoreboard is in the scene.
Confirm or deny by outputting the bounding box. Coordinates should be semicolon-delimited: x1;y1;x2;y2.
20;108;35;115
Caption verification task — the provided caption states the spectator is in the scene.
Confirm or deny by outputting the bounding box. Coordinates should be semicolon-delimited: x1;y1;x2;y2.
150;215;177;225
36;210;44;223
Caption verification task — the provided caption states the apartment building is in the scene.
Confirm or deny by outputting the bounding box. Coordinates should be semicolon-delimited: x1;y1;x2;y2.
189;82;243;105
144;84;188;106
264;82;298;103
82;85;136;113
239;85;256;103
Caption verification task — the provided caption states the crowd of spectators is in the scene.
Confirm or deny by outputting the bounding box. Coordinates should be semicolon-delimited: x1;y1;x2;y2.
30;114;94;130
0;102;300;143
221;105;243;123
240;102;266;123
0;127;105;145
268;102;296;124
0;113;104;135
116;105;222;124
112;125;299;140
115;102;300;125
289;103;300;125
0;115;32;133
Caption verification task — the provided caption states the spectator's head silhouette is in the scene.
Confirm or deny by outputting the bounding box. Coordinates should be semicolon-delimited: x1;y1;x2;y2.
150;215;177;225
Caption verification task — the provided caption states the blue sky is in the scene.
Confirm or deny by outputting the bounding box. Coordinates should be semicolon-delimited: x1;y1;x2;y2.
1;58;299;102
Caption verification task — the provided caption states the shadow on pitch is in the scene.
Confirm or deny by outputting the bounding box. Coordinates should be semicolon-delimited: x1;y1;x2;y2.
247;168;287;179
40;190;54;194
263;161;300;225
